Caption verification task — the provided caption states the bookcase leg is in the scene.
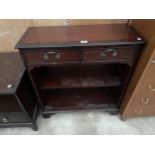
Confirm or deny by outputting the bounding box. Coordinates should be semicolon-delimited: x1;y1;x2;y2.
109;110;118;115
42;113;56;118
31;123;38;131
43;114;51;118
120;116;126;121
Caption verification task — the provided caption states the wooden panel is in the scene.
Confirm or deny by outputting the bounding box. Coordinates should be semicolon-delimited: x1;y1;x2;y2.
121;47;155;118
120;20;155;116
142;62;155;87
0;95;22;112
122;105;155;118
122;49;155;118
83;46;135;62
0;112;31;123
0;52;25;93
131;19;155;40
37;64;122;89
152;51;155;60
121;48;155;113
24;50;79;65
44;88;117;112
16;24;144;48
0;19;128;53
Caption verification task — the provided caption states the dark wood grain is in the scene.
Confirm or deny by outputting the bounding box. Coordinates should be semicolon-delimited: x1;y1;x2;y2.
83;46;135;61
0;95;22;112
43;88;118;112
16;24;145;117
37;64;121;89
16;24;145;49
24;50;79;65
23;46;136;66
0;52;25;93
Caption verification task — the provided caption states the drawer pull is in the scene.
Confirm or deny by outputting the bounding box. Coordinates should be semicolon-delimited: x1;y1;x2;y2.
104;48;116;52
150;60;155;64
148;84;155;91
101;49;117;57
55;54;61;59
141;97;149;104
112;51;118;57
44;51;60;60
44;54;49;60
135;108;142;115
1;116;9;123
101;52;107;57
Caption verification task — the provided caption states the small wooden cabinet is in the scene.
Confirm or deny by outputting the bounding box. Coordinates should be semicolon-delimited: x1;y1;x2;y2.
0;52;38;130
16;24;145;117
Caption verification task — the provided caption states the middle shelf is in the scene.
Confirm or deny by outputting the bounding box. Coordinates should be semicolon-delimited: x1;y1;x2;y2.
33;64;124;90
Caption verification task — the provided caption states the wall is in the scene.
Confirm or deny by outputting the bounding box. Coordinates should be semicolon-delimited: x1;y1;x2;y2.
0;19;128;53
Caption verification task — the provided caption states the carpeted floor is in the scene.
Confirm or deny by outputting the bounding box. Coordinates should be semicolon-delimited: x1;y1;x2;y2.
0;111;155;135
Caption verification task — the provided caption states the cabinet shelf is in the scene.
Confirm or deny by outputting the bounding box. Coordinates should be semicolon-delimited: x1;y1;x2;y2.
43;88;118;112
38;65;121;89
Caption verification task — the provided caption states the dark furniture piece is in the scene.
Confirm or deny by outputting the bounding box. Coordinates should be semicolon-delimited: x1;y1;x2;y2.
0;52;38;130
16;24;145;118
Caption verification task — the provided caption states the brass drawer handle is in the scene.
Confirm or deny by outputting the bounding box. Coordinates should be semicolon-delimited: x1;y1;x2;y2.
150;60;155;64
104;48;116;52
0;116;9;123
141;97;149;104
44;51;61;60
148;84;155;91
44;54;49;60
54;54;61;59
135;108;142;115
100;52;107;57
112;51;118;57
44;51;56;60
101;49;117;57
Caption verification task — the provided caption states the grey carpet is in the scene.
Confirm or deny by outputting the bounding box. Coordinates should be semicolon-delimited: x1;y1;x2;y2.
0;111;155;135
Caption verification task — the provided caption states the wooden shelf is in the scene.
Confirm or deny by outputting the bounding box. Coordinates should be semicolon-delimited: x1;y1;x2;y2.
43;88;118;112
38;65;121;89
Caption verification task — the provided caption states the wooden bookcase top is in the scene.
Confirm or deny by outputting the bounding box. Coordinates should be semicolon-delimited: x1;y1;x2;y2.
16;24;145;49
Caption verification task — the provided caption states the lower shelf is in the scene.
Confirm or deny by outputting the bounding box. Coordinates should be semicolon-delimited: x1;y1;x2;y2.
43;88;118;112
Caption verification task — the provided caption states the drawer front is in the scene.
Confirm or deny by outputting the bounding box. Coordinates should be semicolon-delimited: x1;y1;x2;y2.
123;105;155;118
129;92;155;106
0;113;31;123
24;50;79;65
128;82;155;106
83;47;135;62
142;62;155;90
152;52;155;61
128;62;155;106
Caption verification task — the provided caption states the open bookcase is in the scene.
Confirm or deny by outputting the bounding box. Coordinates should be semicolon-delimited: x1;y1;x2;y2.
31;63;129;114
16;24;145;117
